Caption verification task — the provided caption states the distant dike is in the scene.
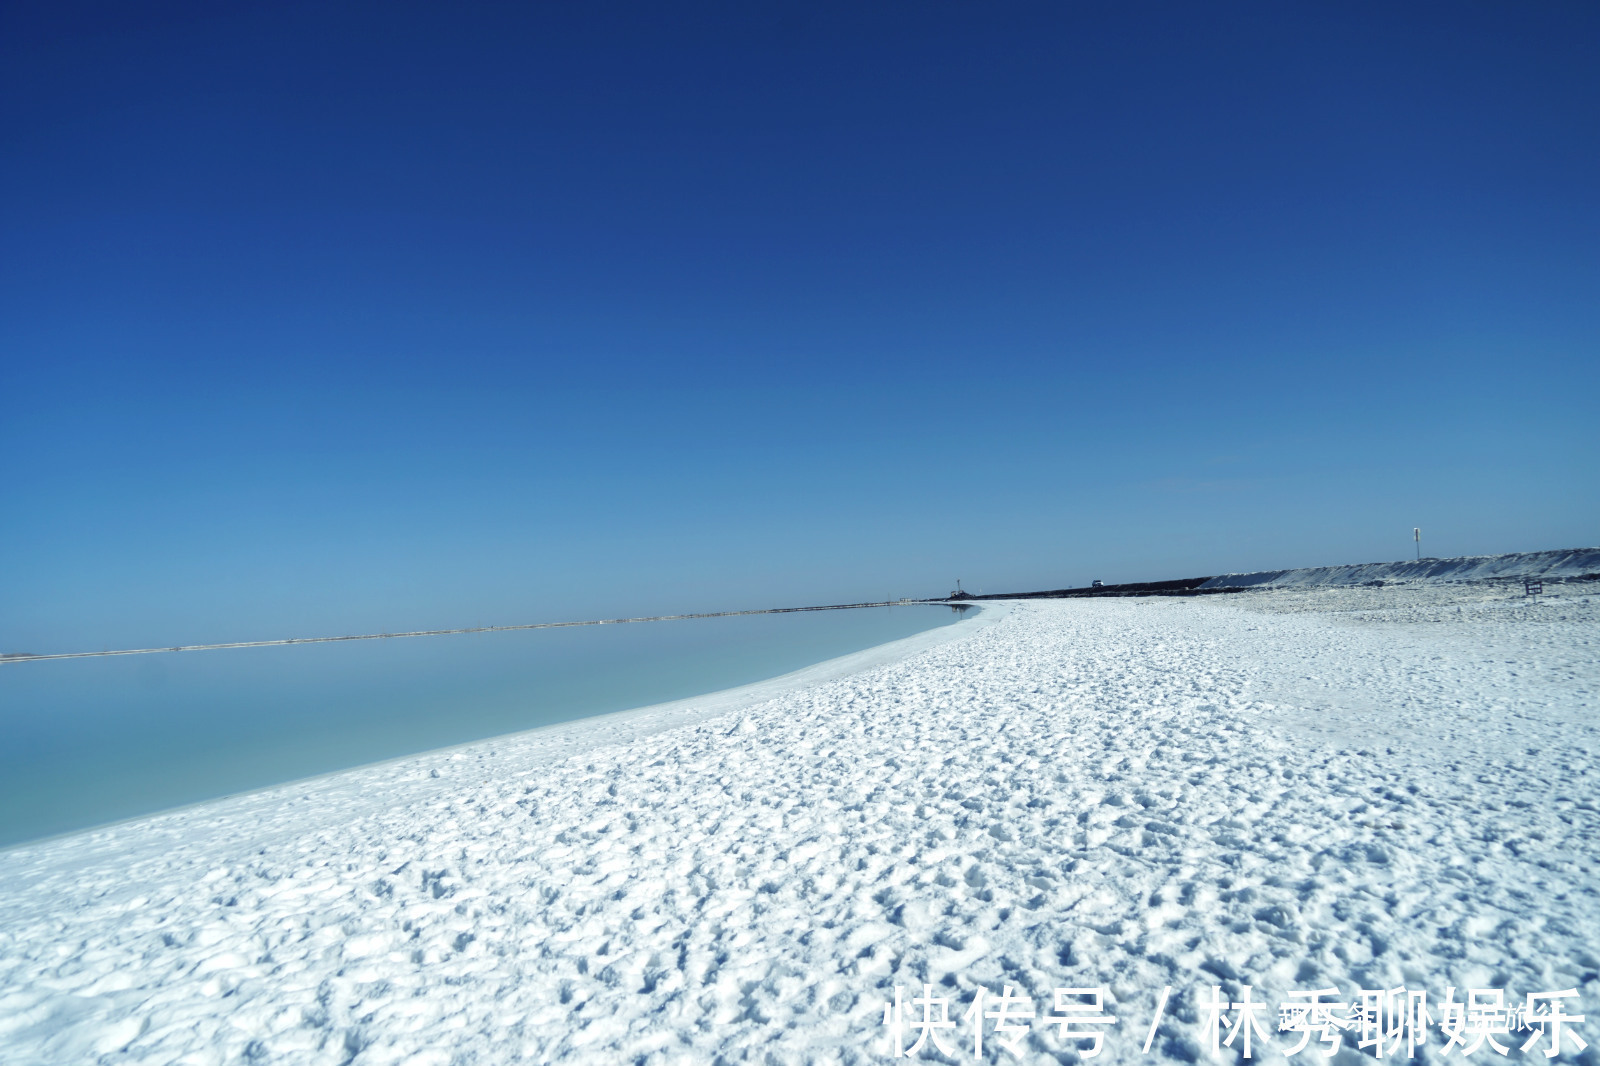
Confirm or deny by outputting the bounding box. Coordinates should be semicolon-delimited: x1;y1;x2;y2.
946;547;1600;601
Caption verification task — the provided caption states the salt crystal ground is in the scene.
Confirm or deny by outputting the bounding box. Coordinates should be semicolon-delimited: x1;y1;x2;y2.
2;584;1596;1064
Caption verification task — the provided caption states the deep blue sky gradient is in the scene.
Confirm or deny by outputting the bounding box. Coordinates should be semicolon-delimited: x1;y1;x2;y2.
3;2;1597;652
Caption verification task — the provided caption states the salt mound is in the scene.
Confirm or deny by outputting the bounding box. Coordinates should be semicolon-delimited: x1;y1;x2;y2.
1199;546;1600;589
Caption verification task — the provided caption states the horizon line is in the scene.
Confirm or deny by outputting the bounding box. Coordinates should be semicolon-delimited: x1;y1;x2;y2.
0;598;958;665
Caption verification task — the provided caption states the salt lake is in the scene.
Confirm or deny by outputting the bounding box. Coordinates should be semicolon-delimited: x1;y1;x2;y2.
0;604;966;848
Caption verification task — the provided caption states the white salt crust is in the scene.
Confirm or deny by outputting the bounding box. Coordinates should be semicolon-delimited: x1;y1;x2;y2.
1;584;1596;1064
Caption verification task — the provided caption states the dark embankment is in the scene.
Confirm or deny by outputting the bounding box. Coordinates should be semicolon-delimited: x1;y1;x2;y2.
949;576;1245;601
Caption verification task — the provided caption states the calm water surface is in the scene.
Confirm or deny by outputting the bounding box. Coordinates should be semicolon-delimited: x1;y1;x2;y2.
0;605;968;848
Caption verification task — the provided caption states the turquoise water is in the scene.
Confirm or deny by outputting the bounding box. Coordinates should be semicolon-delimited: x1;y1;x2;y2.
0;605;966;848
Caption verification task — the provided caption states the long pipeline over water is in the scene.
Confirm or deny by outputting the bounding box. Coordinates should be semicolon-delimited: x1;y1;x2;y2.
0;599;956;664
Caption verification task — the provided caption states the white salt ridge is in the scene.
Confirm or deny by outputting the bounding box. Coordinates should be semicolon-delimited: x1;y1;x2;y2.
1198;546;1600;590
1;585;1596;1064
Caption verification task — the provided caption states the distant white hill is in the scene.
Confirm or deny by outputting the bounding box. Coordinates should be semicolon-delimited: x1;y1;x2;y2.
1198;546;1600;589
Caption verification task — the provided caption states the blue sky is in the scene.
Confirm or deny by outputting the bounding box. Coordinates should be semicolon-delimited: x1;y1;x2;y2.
3;2;1597;652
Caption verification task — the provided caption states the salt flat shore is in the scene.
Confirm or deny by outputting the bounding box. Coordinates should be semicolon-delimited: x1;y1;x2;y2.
1;584;1595;1064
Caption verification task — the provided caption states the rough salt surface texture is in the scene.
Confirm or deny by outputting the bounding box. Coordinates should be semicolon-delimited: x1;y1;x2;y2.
2;585;1597;1065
